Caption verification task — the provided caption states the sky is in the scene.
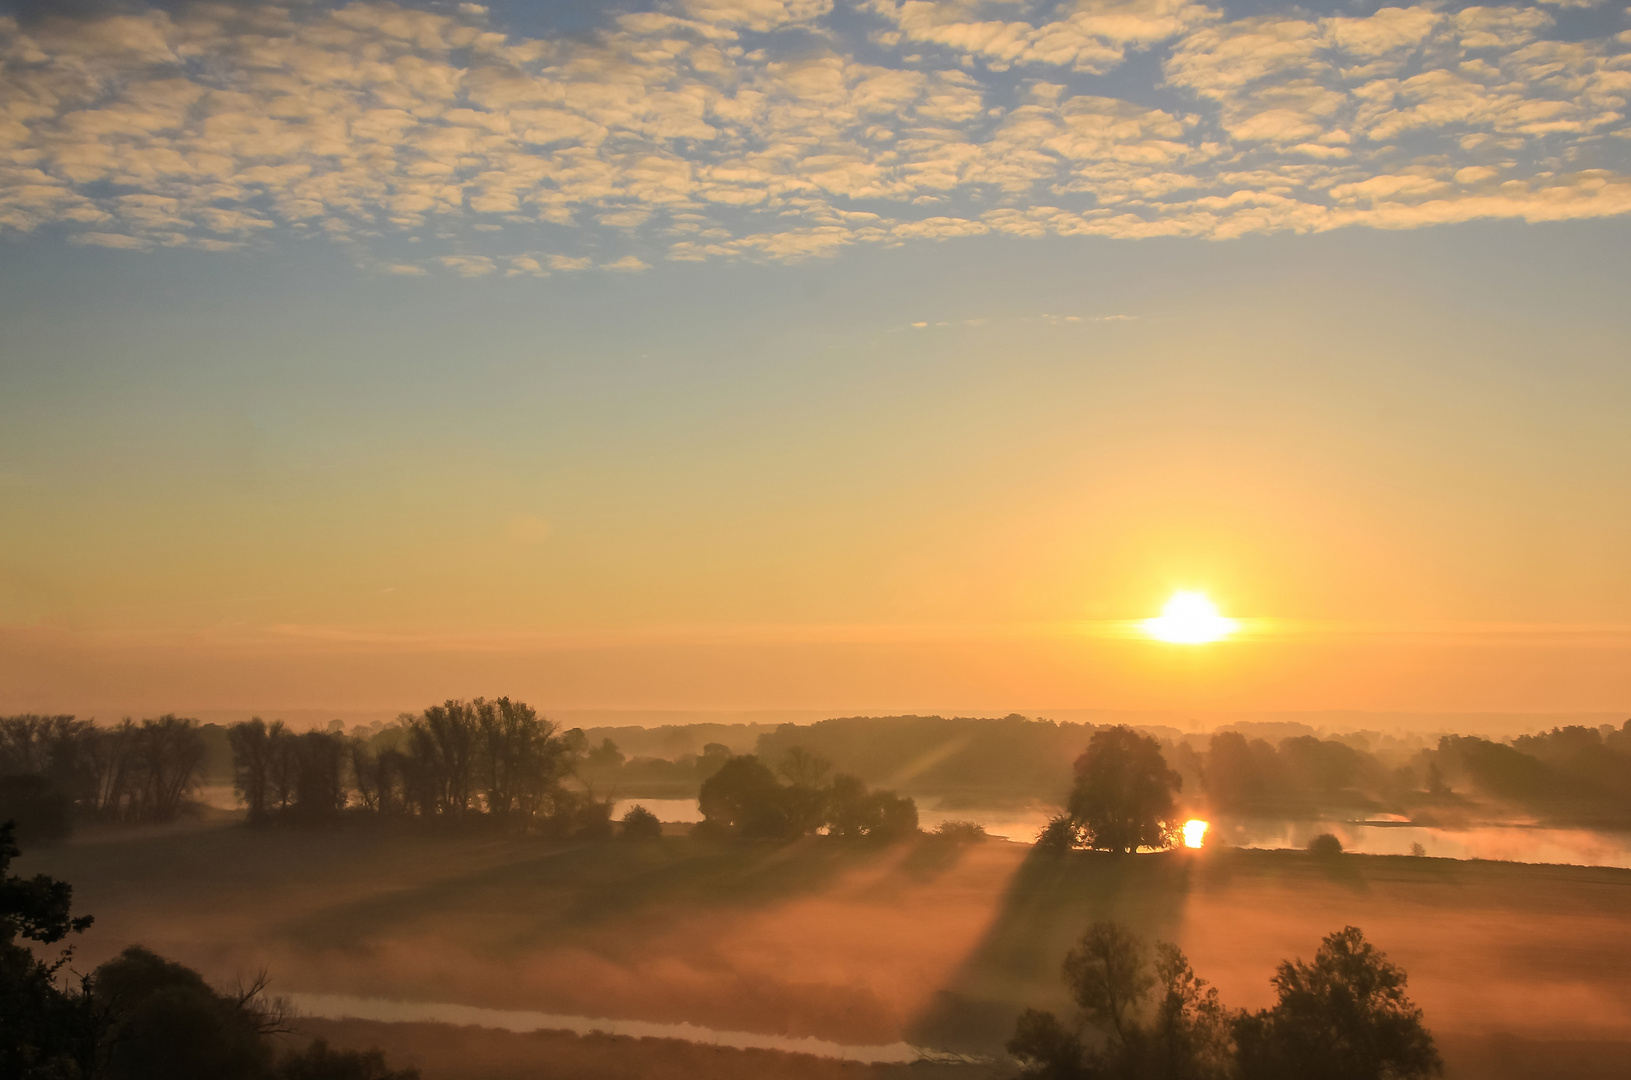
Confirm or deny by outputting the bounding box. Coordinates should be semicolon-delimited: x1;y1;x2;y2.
1;0;1628;721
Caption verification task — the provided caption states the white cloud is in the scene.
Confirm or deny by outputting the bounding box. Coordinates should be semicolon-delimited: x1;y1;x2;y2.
0;1;1625;265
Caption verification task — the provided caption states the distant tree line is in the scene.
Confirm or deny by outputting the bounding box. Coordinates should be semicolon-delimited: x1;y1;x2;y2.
227;699;613;838
2;820;417;1080
692;748;919;841
0;715;209;842
1009;919;1440;1080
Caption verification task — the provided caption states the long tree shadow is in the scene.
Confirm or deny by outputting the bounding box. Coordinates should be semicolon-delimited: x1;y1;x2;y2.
269;835;897;954
906;847;1199;1055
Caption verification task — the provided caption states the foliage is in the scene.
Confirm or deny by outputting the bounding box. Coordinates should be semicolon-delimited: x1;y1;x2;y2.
1062;922;1155;1044
931;820;989;844
1007;1007;1090;1080
1011;922;1435;1080
96;946;280;1080
1233;927;1441;1080
228;699;605;836
1035;814;1084;853
618;804;663;841
695;751;917;842
0;715;208;836
1307;833;1344;857
0;819;98;1079
1068;727;1181;853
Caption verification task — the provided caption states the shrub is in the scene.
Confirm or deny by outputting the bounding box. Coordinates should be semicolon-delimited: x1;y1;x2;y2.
1307;833;1344;857
619;804;663;841
933;820;989;844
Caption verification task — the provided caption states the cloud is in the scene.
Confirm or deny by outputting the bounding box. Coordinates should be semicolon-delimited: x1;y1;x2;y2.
0;1;1627;267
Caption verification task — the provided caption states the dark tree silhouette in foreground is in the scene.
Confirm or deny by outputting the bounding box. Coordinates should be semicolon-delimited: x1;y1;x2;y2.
1067;727;1182;853
2;821;419;1080
0;819;98;1078
1234;926;1440;1080
1010;922;1435;1080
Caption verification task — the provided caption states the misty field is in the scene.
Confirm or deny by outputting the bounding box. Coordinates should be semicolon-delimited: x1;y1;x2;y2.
20;826;1631;1080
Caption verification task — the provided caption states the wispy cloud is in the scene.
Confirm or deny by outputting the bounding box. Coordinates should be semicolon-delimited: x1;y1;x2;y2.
2;0;1628;273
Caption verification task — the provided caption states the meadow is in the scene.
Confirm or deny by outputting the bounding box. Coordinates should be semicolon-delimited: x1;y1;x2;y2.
19;823;1631;1080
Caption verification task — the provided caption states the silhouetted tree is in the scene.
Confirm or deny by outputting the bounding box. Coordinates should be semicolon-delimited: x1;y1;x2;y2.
824;773;918;840
1035;814;1084;853
584;738;625;771
1063;922;1154;1046
1010;922;1231;1080
1007;1007;1090;1080
1068;727;1181;853
619;804;663;841
229;719;278;825
1233;926;1440;1080
1;819;98;1078
698;755;792;839
1307;833;1344;857
96;946;280;1080
1147;942;1233;1080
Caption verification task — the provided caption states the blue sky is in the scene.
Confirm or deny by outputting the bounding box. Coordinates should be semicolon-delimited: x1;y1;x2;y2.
1;1;1629;715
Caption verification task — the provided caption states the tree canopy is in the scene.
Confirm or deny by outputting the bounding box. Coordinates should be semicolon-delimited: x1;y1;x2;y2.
1067;726;1182;853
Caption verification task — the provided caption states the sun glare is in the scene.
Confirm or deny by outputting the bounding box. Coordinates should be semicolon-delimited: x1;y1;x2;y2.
1143;591;1238;644
1182;819;1209;849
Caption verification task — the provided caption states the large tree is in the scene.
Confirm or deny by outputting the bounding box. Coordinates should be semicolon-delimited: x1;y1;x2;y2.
1067;726;1181;853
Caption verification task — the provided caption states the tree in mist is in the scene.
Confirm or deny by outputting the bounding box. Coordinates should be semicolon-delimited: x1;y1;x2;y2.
1233;927;1440;1080
1009;921;1231;1080
1062;922;1154;1047
619;804;663;841
824;773;918;840
1307;833;1344;858
696;753;917;841
698;755;791;838
1;714;207;833
228;719;278;824
477;698;578;825
228;698;601;835
584;738;625;771
776;747;833;836
1068;727;1181;853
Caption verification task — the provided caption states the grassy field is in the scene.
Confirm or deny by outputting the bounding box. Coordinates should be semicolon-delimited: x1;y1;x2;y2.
19;826;1631;1079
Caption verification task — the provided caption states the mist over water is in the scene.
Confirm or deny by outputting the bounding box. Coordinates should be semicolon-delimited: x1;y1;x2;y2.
614;799;1631;869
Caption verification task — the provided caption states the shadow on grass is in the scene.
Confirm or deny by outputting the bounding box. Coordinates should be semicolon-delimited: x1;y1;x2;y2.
906;847;1200;1054
268;835;901;952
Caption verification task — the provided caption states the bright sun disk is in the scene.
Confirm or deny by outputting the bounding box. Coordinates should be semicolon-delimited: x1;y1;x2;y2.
1143;591;1238;644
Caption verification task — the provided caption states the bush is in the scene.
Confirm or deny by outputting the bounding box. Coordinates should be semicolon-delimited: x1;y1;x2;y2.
1307;833;1344;857
1035;814;1082;853
933;820;989;844
618;804;663;841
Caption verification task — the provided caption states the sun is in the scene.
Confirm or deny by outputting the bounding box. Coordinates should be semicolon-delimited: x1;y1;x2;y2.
1143;591;1238;644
